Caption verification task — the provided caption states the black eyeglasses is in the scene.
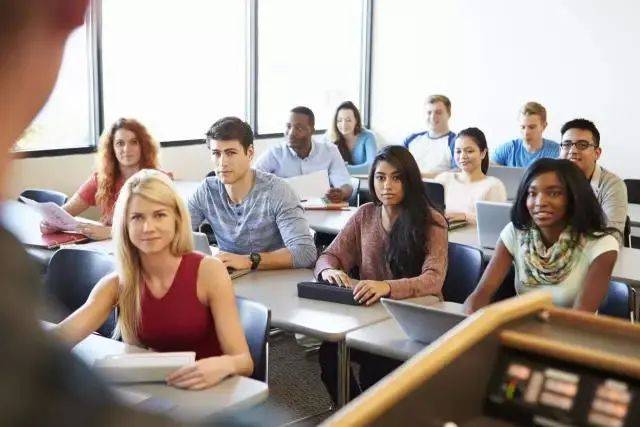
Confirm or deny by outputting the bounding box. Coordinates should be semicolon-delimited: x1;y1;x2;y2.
560;141;597;151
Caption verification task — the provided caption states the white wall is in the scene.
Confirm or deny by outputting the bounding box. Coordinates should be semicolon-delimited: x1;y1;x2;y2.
371;0;640;179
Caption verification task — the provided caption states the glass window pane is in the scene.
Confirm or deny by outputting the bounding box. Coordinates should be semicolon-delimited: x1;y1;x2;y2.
14;27;91;152
257;0;363;135
101;0;246;142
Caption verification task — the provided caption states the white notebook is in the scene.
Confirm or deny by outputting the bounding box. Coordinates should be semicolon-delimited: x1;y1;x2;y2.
94;351;195;383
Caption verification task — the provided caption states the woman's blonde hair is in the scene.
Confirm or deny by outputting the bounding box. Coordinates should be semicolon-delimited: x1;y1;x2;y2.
111;169;194;342
96;118;160;224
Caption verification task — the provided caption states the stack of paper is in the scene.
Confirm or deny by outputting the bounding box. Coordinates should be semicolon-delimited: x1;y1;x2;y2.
94;351;196;383
20;196;80;232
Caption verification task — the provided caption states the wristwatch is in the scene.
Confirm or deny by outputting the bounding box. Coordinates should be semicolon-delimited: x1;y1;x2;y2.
249;252;261;270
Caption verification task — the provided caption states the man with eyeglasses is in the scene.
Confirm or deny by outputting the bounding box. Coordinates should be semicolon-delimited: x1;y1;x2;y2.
559;118;628;245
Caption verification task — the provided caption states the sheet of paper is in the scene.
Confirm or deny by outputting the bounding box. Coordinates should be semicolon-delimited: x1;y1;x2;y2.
19;196;79;231
284;169;330;201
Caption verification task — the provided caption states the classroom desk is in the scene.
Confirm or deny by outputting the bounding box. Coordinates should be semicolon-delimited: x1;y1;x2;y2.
346;301;463;362
69;329;269;422
629;203;640;227
232;268;440;407
0;200;59;270
304;208;356;235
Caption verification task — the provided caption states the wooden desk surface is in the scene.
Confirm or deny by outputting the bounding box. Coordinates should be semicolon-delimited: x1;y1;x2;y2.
233;268;440;341
346;302;463;361
71;331;268;422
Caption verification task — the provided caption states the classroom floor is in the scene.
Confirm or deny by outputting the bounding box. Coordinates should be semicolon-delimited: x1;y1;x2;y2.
223;332;335;426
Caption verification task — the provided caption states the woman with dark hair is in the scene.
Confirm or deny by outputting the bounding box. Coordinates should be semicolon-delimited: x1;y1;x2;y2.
435;127;507;224
40;118;166;240
314;145;448;402
464;158;618;313
326;101;377;174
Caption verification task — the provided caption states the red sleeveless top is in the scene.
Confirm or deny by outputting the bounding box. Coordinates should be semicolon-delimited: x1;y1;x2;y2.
137;252;222;360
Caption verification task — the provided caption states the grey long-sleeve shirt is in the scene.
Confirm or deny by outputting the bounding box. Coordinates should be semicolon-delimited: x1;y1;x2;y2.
591;165;628;246
188;169;317;268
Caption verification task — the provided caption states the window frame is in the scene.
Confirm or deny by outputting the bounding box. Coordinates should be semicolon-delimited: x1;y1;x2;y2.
16;0;374;157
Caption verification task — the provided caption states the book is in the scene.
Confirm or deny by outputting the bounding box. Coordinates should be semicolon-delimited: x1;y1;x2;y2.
39;231;89;249
94;351;196;383
302;198;349;210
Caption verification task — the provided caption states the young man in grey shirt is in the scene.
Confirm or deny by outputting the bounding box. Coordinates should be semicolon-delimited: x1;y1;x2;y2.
559;118;628;245
188;117;317;270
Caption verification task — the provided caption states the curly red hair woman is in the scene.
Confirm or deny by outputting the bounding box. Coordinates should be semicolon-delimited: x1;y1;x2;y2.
41;118;165;240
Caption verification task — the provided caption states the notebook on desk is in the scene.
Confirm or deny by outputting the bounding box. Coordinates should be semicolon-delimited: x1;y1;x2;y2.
301;198;349;210
381;298;467;344
33;231;89;249
447;219;468;231
94;351;195;383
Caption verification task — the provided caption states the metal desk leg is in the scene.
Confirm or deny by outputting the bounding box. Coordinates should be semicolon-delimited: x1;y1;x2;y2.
336;340;350;408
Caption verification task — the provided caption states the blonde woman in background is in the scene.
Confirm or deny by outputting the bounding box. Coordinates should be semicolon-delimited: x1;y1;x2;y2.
52;169;253;389
41;118;165;240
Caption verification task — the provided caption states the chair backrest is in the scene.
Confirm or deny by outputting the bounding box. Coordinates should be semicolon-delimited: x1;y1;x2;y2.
624;179;640;204
423;180;445;212
442;243;485;303
348;176;361;207
492;264;517;302
623;216;631;248
598;281;631;320
236;297;270;382
44;248;116;337
20;188;68;206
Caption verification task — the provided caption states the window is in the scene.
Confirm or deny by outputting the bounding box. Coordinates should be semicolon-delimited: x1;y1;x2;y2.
101;0;247;143
256;0;364;135
14;26;92;152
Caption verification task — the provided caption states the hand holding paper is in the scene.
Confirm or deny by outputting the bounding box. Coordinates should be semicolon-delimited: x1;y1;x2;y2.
20;196;79;232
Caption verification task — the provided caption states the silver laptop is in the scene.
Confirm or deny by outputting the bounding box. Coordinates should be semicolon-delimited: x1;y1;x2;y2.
192;232;249;279
486;166;525;201
381;299;467;344
476;201;512;249
193;231;212;255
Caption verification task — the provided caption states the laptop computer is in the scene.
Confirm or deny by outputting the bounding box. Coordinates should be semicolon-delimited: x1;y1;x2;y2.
381;299;467;344
193;232;250;279
486;166;525;201
475;201;512;249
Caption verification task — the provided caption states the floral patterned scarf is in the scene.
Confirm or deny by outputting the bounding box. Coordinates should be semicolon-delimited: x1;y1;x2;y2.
517;225;584;287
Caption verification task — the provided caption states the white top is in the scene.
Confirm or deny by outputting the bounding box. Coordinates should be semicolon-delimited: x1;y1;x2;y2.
434;172;507;223
408;133;452;174
500;222;619;308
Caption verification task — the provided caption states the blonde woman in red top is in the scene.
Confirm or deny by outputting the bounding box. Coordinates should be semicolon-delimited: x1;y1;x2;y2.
41;118;163;240
52;170;252;389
